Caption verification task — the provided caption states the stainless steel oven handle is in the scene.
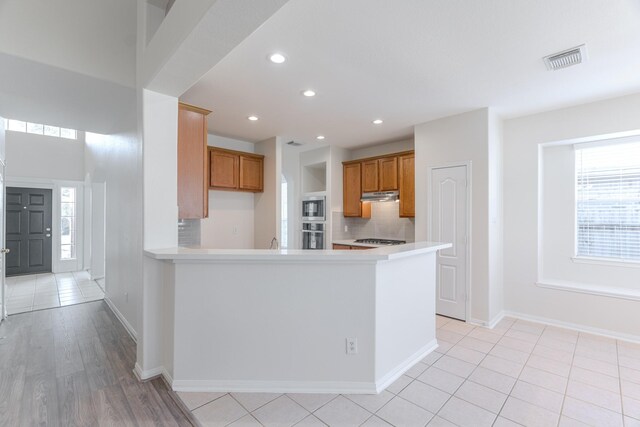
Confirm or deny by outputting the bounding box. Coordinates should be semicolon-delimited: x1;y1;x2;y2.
301;230;325;233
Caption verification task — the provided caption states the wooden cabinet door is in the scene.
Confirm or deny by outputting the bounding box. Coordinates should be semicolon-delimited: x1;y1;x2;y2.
379;157;398;191
350;245;373;250
343;163;363;217
399;154;415;217
361;160;379;193
239;155;263;192
210;149;239;189
178;103;209;219
333;244;352;250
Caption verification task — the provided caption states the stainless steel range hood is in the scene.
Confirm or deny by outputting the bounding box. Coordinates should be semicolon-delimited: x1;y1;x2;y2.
360;191;400;202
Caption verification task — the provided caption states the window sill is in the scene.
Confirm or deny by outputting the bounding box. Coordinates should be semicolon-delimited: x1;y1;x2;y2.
571;256;640;269
536;279;640;301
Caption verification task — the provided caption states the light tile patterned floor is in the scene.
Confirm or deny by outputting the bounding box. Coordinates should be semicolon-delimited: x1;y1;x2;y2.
178;315;640;427
5;270;105;314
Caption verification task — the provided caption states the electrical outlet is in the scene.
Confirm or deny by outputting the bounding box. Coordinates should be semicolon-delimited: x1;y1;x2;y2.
344;225;348;232
346;337;358;355
232;226;238;235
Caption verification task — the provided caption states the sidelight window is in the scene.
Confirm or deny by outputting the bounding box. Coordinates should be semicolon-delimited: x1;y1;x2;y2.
60;187;76;260
575;141;640;261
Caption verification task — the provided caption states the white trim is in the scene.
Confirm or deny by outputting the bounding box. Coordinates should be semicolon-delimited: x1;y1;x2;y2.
535;279;640;302
159;341;439;395
571;256;640;269
427;161;472;322
468;312;505;329
104;296;137;342
134;363;163;380
171;379;378;395
374;339;438;393
503;310;640;344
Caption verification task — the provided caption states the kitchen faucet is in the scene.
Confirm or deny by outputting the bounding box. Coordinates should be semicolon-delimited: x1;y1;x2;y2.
269;237;279;249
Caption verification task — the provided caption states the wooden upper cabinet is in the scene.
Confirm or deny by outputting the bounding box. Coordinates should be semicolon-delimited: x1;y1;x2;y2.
239;155;263;192
399;153;415;218
361;160;379;193
344;163;371;217
361;157;398;193
210;149;238;189
378;156;398;191
178;102;210;219
209;147;264;193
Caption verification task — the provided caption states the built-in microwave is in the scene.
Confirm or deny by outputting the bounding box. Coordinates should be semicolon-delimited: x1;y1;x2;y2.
302;196;326;221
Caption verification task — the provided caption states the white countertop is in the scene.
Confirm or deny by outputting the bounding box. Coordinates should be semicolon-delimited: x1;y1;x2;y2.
145;241;451;262
332;239;414;248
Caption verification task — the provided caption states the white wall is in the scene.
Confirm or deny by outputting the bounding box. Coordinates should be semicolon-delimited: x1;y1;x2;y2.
5;132;85;181
415;109;492;324
142;90;178;250
0;0;136;87
201;134;255;249
254;137;282;249
503;93;640;339
84;86;142;337
90;182;106;279
350;138;414;160
488;111;504;322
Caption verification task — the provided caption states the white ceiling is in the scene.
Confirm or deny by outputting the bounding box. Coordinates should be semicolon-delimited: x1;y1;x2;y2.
181;0;640;149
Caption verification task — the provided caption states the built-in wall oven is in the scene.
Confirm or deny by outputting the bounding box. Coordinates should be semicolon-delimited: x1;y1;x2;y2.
302;222;325;250
302;196;326;221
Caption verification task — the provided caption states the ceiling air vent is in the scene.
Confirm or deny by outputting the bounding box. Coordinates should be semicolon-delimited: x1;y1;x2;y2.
543;44;587;71
287;140;303;146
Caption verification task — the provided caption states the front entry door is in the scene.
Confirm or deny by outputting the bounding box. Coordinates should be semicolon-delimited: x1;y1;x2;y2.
430;166;468;320
6;187;53;276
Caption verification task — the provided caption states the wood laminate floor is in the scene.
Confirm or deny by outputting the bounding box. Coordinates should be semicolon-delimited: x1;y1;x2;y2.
0;300;195;426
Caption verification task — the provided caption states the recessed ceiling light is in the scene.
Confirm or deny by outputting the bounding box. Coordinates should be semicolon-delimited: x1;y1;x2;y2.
302;89;316;97
373;119;383;124
269;53;286;64
316;135;325;140
247;115;259;121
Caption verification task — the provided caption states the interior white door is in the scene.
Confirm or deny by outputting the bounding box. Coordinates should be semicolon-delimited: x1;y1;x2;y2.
431;165;468;320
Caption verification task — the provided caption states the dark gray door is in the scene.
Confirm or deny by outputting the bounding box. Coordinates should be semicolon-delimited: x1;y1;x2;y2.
6;187;53;276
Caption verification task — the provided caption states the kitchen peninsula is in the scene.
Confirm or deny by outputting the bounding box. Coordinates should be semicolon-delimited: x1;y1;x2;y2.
138;242;450;394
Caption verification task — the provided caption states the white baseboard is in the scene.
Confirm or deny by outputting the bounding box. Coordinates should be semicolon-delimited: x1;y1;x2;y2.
168;340;438;395
104;296;137;342
374;339;438;393
503;310;640;344
171;379;377;395
134;362;168;380
468;312;506;329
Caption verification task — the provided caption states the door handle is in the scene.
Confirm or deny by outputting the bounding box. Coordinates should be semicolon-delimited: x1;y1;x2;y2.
46;228;51;231
46;234;51;237
0;248;10;254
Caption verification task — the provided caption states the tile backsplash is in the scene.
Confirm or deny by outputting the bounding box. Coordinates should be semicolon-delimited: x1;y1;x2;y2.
332;202;415;242
178;219;201;247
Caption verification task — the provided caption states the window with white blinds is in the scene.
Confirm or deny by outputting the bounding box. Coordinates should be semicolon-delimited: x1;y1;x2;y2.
575;141;640;261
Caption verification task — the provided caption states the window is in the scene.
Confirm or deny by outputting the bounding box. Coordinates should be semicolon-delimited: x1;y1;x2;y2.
576;141;640;261
4;118;77;140
60;187;77;260
281;175;288;249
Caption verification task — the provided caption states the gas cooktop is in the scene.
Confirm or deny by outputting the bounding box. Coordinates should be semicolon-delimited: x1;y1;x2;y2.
354;238;407;246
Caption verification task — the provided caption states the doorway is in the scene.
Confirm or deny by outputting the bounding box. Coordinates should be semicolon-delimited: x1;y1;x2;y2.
5;187;53;276
429;164;470;321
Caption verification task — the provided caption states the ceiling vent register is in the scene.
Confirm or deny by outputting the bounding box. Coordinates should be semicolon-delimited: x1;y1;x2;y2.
543;44;587;71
